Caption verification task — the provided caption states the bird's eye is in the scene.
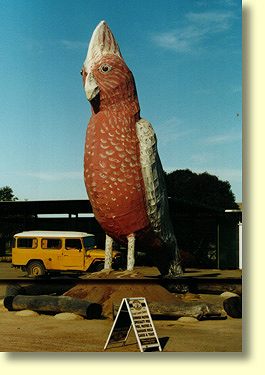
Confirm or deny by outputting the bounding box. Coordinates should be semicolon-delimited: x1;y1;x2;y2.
99;64;112;74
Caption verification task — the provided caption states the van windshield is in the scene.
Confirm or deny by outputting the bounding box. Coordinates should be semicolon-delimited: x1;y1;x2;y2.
83;236;96;250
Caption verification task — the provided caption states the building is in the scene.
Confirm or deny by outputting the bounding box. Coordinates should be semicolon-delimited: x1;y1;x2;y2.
0;199;242;269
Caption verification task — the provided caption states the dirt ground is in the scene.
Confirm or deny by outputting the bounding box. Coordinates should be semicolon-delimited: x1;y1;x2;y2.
0;292;242;352
0;267;242;352
0;304;241;352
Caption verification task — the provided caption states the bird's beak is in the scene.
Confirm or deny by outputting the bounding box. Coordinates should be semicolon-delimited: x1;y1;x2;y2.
82;20;122;102
84;72;99;101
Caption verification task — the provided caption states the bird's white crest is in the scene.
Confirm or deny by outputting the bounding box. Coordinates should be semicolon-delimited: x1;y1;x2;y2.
83;20;123;72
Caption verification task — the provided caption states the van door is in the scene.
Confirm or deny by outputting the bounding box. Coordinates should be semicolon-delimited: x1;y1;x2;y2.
41;238;62;270
62;238;84;269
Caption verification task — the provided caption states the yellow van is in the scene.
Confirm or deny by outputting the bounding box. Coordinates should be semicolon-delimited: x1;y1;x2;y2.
12;231;122;277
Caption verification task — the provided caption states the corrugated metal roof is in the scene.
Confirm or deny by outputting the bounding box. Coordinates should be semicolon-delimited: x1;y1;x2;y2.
0;199;92;215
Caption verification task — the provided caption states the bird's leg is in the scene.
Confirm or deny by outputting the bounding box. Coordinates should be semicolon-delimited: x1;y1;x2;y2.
127;233;135;271
104;234;113;269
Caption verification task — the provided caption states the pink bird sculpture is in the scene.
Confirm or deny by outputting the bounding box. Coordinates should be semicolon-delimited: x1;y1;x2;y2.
81;21;182;277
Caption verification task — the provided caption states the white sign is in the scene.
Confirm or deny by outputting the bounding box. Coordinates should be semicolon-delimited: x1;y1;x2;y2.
104;297;162;352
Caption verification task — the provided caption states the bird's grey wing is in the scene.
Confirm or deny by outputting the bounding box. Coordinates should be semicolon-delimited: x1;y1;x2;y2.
136;118;175;245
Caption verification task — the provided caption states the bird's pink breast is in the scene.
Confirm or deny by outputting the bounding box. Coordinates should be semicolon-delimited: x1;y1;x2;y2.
84;110;150;239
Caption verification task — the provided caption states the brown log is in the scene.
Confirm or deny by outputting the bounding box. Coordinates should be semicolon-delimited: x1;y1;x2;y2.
113;301;223;320
223;296;242;318
194;283;242;295
4;295;102;319
5;282;77;298
165;280;242;295
5;284;26;297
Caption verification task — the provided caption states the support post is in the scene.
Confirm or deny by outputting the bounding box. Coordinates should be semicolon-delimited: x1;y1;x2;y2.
217;223;220;269
104;234;113;269
127;233;135;271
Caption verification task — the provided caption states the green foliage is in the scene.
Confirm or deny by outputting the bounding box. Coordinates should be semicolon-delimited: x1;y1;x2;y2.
165;169;238;209
164;169;240;268
0;186;19;255
0;186;18;202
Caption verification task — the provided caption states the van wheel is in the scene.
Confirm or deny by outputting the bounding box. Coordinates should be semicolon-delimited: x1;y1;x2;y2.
27;261;46;277
94;262;104;272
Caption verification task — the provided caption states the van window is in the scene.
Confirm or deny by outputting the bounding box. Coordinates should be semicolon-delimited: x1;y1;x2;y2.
17;238;37;249
83;236;96;249
41;238;62;249
65;239;82;250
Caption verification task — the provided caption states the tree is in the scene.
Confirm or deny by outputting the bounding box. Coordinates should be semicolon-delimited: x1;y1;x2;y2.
164;169;239;268
0;186;18;256
0;186;18;201
165;169;238;209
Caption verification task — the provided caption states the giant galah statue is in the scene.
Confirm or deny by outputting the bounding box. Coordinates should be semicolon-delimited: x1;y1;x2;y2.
81;21;182;277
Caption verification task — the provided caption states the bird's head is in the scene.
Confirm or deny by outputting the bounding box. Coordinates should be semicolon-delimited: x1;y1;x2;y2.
81;21;139;114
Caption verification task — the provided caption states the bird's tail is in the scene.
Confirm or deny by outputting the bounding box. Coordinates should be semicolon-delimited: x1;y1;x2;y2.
168;257;183;277
167;241;183;277
152;239;183;278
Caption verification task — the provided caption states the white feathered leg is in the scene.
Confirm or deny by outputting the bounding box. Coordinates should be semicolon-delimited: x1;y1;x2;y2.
127;233;135;271
104;234;113;269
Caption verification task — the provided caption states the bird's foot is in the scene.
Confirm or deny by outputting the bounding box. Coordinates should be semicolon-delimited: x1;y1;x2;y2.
115;269;143;279
97;268;114;275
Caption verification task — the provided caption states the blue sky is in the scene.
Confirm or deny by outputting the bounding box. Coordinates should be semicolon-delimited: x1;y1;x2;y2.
0;0;242;202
